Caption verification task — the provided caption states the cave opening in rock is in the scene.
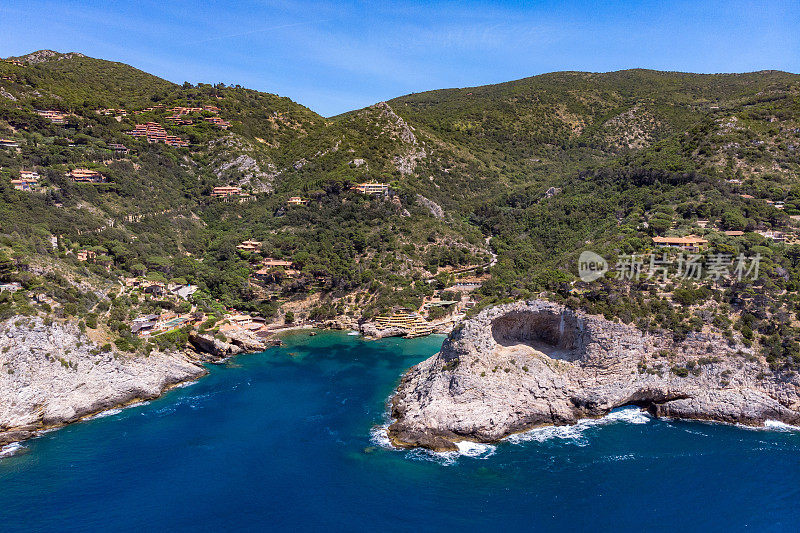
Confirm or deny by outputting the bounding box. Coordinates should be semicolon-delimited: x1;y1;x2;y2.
490;310;586;361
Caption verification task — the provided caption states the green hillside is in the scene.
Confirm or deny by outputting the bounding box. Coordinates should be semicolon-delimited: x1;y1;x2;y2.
2;50;800;367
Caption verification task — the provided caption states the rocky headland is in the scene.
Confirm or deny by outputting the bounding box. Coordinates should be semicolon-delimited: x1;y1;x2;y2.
387;300;800;451
0;317;267;446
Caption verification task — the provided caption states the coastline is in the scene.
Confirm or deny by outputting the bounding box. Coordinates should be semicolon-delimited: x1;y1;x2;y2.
0;321;353;454
0;318;437;455
387;300;800;451
379;403;800;457
0;368;208;449
0;315;260;451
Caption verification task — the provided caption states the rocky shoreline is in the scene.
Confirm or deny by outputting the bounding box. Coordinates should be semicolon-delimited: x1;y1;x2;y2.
0;317;270;447
0;310;441;451
387;300;800;451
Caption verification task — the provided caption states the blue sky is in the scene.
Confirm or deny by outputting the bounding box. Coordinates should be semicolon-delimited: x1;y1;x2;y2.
1;1;798;116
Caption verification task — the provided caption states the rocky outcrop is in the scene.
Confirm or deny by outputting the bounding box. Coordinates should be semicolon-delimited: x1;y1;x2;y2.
226;330;268;353
543;186;562;199
188;333;242;360
322;318;358;331
210;137;278;192
360;323;406;340
0;317;205;445
415;194;445;219
388;300;800;451
19;50;86;64
369;102;427;175
0;88;17;102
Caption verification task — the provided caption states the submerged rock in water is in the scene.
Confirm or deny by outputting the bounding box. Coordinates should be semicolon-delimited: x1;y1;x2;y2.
388;300;800;450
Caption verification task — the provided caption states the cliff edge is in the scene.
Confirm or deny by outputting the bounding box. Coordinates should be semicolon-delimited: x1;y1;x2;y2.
0;317;206;445
388;300;800;451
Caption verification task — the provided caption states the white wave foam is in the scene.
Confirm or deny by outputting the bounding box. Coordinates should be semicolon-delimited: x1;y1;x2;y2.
506;423;588;445
370;407;650;462
369;424;393;449
506;407;651;446
454;440;496;459
0;442;22;458
347;331;360;336
369;423;496;463
407;447;459;465
763;420;800;432
602;408;651;424
83;408;123;421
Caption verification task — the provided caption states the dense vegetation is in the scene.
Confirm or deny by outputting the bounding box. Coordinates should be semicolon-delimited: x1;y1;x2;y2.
2;50;800;368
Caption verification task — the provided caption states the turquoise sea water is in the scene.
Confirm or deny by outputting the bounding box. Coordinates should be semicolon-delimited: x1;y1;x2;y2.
1;330;799;532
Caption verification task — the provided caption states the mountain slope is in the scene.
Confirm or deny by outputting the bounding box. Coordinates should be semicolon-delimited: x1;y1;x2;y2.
2;50;800;369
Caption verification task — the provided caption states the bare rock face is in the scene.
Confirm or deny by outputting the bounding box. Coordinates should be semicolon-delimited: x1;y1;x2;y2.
360;323;406;340
0;317;205;445
388;300;800;451
19;50;86;64
188;333;242;360
415;194;445;219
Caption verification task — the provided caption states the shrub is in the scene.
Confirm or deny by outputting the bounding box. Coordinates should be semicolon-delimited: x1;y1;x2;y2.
671;366;689;377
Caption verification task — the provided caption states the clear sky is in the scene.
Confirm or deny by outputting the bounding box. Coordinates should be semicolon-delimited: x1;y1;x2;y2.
1;1;798;116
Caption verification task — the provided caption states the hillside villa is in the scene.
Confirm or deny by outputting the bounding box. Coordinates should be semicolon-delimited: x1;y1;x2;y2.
374;309;434;338
168;106;220;116
134;105;165;113
0;138;20;148
11;170;39;191
652;235;709;252
165;116;193;125
68;168;105;183
126;122;189;147
76;249;97;262
351;182;389;195
261;258;293;268
219;313;267;336
211;186;242;199
287;196;308;206
132;312;195;337
98;108;127;117
204;117;231;129
123;277;143;288
254;258;298;280
36;109;66;124
237;240;262;252
448;279;483;291
756;230;786;242
108;143;129;154
11;179;34;191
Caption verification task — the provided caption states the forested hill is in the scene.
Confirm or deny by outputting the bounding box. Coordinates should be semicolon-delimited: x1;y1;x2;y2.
2;50;800;368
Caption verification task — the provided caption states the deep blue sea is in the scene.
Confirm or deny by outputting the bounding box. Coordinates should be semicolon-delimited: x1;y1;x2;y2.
1;330;799;532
